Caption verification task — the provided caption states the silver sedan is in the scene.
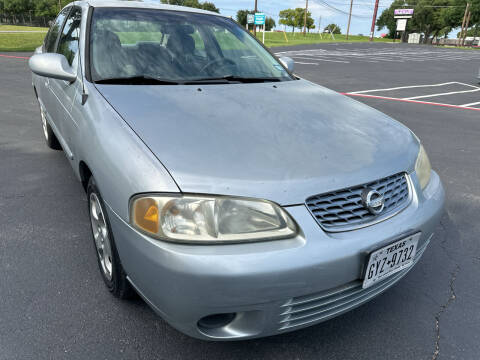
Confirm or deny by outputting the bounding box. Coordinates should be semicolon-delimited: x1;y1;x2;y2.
29;0;444;340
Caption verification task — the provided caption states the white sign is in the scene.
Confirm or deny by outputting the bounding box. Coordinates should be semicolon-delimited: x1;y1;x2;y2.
396;18;407;32
247;14;254;24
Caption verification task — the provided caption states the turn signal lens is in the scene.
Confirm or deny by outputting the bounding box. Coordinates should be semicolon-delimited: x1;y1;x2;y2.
130;195;298;244
133;198;159;234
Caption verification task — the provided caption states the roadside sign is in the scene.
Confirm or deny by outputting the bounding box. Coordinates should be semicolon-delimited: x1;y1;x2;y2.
247;14;254;24
394;9;414;18
396;18;407;31
254;13;266;25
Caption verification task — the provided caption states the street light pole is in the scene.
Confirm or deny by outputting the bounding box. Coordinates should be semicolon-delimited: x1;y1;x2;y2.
346;0;353;40
369;0;379;41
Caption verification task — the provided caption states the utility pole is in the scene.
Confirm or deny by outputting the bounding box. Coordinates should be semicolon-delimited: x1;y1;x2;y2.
346;0;353;40
254;0;258;36
369;0;379;41
462;10;471;46
303;0;309;36
459;3;470;46
319;16;322;38
58;0;61;12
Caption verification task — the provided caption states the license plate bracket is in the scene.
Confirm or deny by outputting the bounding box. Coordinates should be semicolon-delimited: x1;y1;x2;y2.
362;233;421;289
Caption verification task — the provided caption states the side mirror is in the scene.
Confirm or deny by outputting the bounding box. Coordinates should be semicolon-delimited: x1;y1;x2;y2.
29;53;76;82
279;56;295;73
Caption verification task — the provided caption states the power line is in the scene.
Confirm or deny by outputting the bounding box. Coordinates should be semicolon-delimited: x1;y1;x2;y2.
315;0;372;18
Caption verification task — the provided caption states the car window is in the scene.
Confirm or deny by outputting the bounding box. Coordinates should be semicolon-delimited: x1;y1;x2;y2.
57;7;82;66
44;7;70;53
90;8;292;83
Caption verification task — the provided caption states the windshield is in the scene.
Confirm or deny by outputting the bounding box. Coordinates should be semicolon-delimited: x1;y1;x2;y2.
89;8;293;84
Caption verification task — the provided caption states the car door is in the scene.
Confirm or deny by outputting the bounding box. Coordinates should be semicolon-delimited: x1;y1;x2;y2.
49;6;83;160
36;7;71;131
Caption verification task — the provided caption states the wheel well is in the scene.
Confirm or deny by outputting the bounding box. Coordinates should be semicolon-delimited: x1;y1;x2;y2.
79;161;92;192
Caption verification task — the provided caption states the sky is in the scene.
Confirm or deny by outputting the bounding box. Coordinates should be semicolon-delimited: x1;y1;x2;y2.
209;0;394;36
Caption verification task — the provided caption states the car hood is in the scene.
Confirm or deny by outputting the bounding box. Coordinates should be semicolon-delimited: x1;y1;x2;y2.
96;80;418;205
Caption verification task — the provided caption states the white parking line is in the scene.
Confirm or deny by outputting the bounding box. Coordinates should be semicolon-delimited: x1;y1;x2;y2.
276;47;480;65
295;61;319;65
344;82;480;112
290;56;350;63
455;82;480;89
403;88;480;100
349;82;459;94
460;101;480;107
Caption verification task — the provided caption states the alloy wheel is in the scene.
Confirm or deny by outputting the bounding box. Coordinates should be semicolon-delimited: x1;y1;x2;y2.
41;108;49;141
89;193;113;280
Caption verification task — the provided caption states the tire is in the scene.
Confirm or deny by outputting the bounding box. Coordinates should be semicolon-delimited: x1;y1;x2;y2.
40;106;62;150
87;176;135;299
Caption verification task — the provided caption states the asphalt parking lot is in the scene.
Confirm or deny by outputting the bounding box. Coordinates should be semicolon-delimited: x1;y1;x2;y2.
1;42;479;359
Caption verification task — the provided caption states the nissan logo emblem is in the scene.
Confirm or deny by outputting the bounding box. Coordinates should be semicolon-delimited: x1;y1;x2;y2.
361;188;385;215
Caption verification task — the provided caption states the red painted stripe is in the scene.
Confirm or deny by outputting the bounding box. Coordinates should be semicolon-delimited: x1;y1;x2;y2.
341;92;480;112
0;54;30;60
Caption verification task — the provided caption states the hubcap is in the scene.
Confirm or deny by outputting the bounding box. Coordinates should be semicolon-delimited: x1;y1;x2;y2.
41;108;49;141
89;193;113;280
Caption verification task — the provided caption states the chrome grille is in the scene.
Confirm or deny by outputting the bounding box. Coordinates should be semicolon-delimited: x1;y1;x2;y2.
278;238;429;331
306;173;411;232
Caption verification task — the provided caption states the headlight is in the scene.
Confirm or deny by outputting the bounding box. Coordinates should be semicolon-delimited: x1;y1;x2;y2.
415;144;432;190
130;194;298;244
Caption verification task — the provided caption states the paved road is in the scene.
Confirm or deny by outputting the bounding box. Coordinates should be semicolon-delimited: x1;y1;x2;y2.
1;43;479;360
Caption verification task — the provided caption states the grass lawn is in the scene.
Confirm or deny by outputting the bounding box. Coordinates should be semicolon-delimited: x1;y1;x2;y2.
0;24;393;52
0;25;48;52
255;31;393;47
0;33;46;51
0;25;48;32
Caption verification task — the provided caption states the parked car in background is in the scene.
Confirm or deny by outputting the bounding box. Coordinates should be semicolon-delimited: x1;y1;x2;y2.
29;0;444;340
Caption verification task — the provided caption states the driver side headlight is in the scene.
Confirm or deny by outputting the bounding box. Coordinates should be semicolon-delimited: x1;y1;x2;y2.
415;144;432;190
130;194;298;244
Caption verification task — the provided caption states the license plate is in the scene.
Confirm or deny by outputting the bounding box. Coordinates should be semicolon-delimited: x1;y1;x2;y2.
362;233;420;289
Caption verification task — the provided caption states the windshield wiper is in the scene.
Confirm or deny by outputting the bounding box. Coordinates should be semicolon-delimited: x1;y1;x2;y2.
94;76;181;85
184;75;282;84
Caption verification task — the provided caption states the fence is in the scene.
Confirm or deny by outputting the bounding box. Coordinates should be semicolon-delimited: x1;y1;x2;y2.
435;37;480;47
0;13;54;28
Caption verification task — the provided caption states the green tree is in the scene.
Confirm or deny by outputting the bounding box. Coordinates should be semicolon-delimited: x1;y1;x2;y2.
161;0;219;13
448;0;480;38
236;9;255;27
376;0;478;42
201;1;219;13
293;7;314;32
375;0;402;38
265;16;276;31
306;15;315;32
3;0;33;14
324;23;341;34
34;0;70;17
279;8;296;33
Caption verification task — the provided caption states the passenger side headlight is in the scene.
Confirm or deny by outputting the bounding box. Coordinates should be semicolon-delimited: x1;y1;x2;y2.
130;195;298;244
415;144;432;190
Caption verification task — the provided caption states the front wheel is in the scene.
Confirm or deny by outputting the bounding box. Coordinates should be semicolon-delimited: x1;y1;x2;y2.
40;107;62;150
87;177;134;299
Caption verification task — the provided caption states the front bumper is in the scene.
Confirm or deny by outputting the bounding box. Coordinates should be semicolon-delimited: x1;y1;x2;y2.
106;171;444;340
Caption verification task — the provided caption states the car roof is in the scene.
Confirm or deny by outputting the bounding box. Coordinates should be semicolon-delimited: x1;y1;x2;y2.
72;0;226;17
